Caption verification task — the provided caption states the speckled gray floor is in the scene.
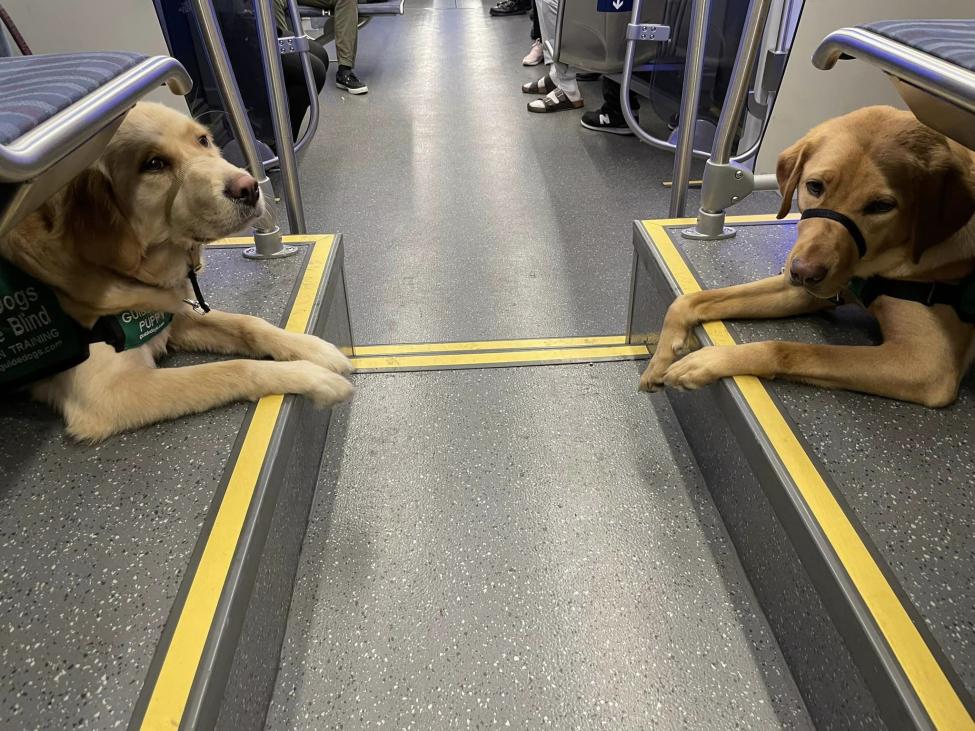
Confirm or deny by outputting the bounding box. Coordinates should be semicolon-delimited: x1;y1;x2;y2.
292;2;752;345
670;220;975;699
0;248;307;730
266;362;811;730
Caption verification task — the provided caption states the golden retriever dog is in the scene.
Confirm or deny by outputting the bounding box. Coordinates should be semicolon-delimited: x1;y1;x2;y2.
0;102;353;441
640;106;975;407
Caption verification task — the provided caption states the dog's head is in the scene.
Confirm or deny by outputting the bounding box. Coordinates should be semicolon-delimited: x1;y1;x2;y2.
776;105;975;298
65;102;264;275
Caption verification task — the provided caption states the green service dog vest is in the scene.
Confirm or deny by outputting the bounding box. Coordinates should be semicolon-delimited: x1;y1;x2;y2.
0;260;173;391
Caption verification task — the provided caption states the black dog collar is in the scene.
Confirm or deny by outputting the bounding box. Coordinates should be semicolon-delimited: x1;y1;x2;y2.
800;208;867;258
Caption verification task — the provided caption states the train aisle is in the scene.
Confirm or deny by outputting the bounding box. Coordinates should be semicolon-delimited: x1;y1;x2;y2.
267;3;811;728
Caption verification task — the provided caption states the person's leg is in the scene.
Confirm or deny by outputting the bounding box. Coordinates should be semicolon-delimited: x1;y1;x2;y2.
529;0;581;108
312;0;367;93
319;0;358;69
522;1;544;66
580;76;639;134
281;43;327;139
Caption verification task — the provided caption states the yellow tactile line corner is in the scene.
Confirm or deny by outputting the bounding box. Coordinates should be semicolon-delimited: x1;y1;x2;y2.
139;235;334;730
641;218;973;731
351;343;649;371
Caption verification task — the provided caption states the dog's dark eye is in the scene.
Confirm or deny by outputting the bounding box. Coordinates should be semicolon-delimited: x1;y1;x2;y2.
198;135;210;148
141;156;169;173
805;180;824;197
863;199;896;215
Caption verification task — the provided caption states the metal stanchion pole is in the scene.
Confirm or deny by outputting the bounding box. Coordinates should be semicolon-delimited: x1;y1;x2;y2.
684;0;774;240
668;0;712;218
189;0;297;259
253;0;306;234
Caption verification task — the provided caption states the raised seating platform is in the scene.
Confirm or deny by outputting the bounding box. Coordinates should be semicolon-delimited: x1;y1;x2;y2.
0;235;352;731
628;215;975;730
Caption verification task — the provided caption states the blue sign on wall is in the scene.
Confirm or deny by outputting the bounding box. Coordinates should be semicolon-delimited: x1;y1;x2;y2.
596;0;632;11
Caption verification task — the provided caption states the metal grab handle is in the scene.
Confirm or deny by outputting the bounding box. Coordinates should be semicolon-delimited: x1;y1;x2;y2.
707;0;773;169
260;0;321;169
619;0;711;162
619;0;767;217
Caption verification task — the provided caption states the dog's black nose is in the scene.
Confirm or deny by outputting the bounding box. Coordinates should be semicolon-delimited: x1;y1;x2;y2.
225;173;259;207
789;258;828;286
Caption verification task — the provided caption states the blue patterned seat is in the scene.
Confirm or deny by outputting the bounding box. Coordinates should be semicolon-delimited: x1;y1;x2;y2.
864;19;975;74
0;52;147;146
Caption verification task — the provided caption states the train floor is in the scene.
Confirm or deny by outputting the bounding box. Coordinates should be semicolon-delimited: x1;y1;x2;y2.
262;1;805;728
265;363;811;729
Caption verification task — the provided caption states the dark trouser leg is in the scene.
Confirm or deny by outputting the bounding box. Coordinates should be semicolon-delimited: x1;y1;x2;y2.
602;75;639;117
531;1;541;41
282;40;328;139
329;0;359;68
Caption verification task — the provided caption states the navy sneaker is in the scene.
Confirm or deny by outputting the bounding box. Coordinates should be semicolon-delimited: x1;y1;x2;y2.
580;108;633;135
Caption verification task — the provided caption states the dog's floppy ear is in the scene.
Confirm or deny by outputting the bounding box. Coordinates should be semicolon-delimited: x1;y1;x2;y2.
64;167;143;275
775;137;810;219
911;142;975;263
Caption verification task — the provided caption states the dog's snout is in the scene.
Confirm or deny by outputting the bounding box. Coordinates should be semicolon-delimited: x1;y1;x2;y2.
789;258;829;286
224;173;259;207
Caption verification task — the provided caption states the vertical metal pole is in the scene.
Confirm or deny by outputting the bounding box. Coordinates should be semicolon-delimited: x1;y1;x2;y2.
707;0;774;168
189;0;297;258
668;0;712;218
683;0;774;240
253;0;306;234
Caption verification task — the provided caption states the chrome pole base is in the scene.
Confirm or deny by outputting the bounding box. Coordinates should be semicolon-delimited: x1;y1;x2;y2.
242;224;300;260
243;244;299;260
681;226;736;241
680;208;737;241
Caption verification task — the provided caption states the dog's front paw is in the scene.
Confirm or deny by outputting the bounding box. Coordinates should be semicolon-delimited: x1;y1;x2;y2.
661;347;729;391
639;358;669;392
289;335;354;375
300;364;355;407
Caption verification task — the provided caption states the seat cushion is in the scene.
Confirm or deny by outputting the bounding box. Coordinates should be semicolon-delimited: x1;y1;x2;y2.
864;19;975;73
0;51;146;146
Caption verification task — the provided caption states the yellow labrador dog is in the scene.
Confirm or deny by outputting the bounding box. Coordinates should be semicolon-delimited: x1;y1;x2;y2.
0;102;353;441
641;106;975;407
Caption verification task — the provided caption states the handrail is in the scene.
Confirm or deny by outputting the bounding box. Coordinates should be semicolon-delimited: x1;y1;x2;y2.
619;0;775;217
259;0;321;169
619;0;712;163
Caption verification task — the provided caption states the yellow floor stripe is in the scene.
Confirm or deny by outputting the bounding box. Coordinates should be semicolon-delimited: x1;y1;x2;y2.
642;218;973;731
352;344;649;370
139;235;333;730
210;234;322;247
641;212;800;228
354;335;627;357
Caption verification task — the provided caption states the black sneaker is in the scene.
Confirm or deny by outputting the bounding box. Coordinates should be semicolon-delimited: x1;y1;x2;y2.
580;108;633;135
336;69;368;95
490;0;530;16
